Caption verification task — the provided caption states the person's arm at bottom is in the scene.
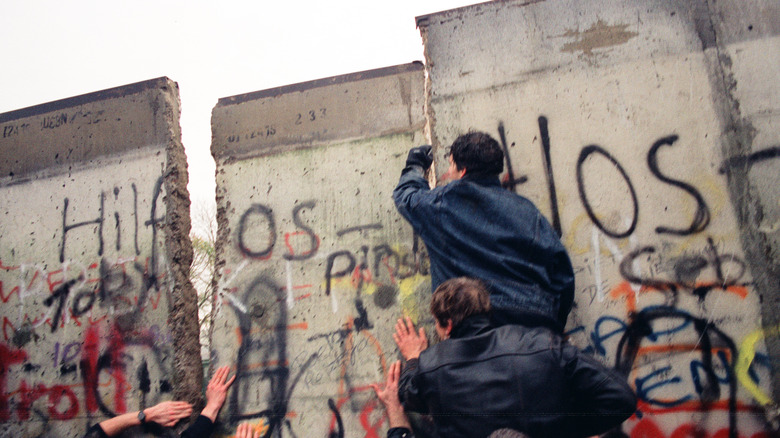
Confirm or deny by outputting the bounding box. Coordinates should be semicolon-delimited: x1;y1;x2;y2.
91;401;192;437
181;365;237;438
372;360;415;438
371;361;412;430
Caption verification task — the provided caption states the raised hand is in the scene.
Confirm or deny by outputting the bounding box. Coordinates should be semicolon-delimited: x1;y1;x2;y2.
370;360;410;429
393;316;428;360
201;365;236;421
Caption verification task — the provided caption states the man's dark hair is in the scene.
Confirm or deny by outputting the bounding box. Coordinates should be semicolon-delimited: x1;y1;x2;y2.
448;131;504;177
430;277;491;328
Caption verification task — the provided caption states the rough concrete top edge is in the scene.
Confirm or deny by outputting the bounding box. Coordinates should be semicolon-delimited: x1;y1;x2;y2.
216;62;424;107
0;77;176;123
416;0;542;27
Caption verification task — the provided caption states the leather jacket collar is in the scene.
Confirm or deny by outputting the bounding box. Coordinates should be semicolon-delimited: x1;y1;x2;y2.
450;314;493;339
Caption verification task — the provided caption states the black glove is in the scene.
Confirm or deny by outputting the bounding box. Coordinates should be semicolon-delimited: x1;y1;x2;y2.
406;145;433;170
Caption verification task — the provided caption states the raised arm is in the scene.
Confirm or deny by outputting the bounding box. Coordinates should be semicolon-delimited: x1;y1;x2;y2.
393;317;430;414
371;360;412;432
392;145;434;225
181;365;237;438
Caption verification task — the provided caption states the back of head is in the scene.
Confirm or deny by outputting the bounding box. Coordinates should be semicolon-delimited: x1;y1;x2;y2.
430;277;491;328
488;429;531;438
449;131;504;177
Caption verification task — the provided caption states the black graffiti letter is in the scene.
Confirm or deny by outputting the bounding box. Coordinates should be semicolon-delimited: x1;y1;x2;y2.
647;135;710;235
538;116;563;237
60;195;104;263
145;176;166;275
44;279;77;333
283;200;319;261
576;145;638;238
324;251;356;296
237;204;276;259
71;289;97;317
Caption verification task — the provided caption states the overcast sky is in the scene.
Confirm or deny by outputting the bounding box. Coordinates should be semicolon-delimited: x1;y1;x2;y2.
1;0;477;232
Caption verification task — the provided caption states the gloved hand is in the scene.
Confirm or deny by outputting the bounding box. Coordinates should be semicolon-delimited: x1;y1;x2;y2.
406;145;433;170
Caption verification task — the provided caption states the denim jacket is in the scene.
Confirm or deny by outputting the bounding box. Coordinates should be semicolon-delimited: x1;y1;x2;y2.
393;165;574;331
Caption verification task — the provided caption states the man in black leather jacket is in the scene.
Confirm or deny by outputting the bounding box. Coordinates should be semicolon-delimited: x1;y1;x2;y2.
394;278;637;438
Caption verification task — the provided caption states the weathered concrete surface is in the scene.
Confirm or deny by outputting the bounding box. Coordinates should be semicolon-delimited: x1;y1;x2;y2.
418;0;780;436
210;63;429;437
0;78;203;437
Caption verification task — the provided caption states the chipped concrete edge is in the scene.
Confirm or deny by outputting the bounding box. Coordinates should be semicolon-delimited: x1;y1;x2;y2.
158;78;206;424
697;0;780;406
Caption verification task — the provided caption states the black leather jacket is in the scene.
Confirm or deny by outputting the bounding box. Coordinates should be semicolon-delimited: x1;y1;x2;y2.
398;315;636;438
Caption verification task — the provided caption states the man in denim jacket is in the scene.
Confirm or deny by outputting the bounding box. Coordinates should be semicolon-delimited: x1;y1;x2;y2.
393;132;574;331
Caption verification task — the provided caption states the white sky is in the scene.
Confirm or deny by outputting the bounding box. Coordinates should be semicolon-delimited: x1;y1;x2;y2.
0;0;477;233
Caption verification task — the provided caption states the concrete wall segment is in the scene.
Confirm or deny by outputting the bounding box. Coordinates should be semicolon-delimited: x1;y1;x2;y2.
706;29;780;411
212;62;426;162
0;78;203;437
417;0;712;101
210;65;430;437
420;0;779;436
0;77;178;186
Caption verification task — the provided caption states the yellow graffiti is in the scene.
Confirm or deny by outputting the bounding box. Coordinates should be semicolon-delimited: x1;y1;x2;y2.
398;275;430;324
736;325;780;406
214;420;268;438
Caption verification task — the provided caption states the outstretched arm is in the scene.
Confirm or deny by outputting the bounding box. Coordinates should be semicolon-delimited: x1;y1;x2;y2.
393;146;434;228
371;360;412;431
181;365;237;438
201;365;236;421
393;317;430;415
92;401;192;437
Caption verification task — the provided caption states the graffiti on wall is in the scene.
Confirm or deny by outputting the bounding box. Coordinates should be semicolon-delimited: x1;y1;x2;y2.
210;114;778;438
497;117;778;438
213;194;431;437
0;173;177;436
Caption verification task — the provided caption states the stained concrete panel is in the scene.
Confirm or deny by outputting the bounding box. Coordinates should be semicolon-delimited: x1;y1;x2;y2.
419;0;779;436
210;63;428;437
0;78;202;437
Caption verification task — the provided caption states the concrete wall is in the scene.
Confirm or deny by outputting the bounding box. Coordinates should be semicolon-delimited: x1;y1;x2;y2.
418;0;779;436
210;63;429;437
0;78;203;437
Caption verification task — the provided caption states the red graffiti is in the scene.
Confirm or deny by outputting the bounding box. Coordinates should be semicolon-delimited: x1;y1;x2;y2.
0;321;142;424
0;344;80;421
328;386;385;438
629;418;770;438
0;343;27;420
81;324;128;414
81;324;100;413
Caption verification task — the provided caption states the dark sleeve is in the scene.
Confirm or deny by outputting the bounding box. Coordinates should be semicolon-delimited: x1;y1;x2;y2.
83;424;109;438
397;358;428;414
564;346;637;436
552;244;575;327
180;415;216;438
387;427;415;438
392;165;432;232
